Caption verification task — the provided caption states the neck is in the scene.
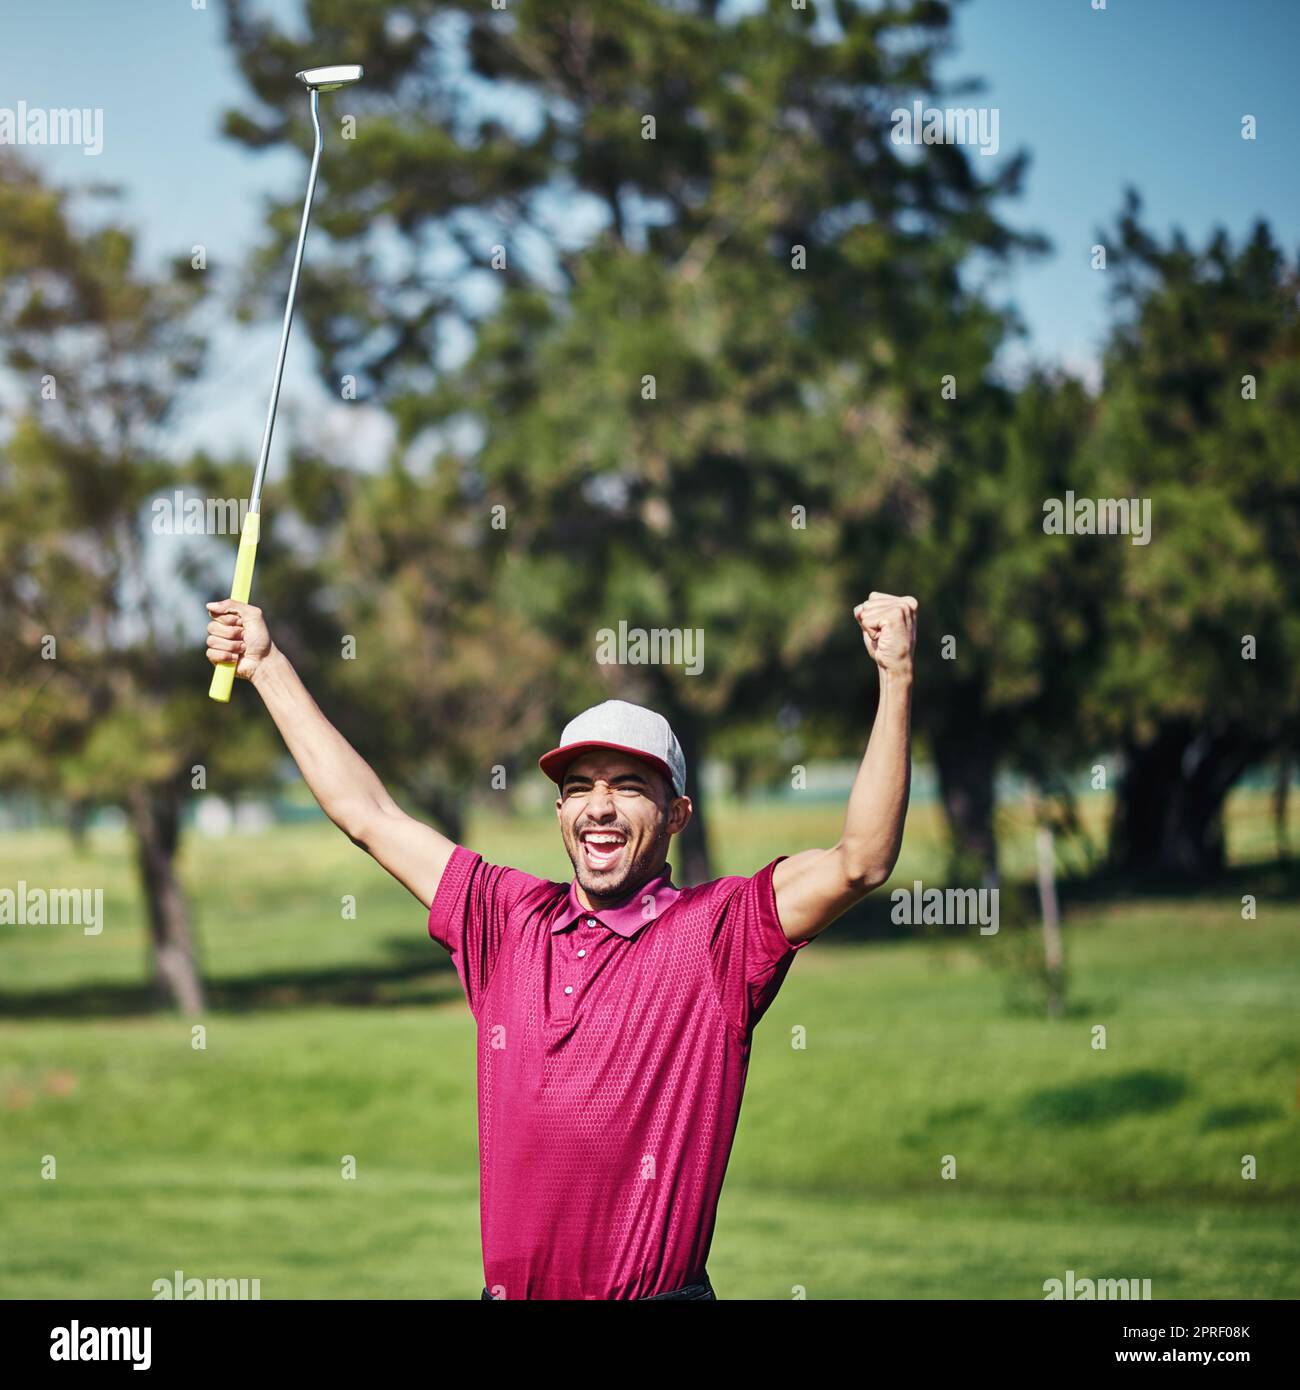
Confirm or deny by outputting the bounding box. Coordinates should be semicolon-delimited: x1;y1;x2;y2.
575;863;667;911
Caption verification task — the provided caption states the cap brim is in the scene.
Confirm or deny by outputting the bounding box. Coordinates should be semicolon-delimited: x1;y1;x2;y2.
539;741;678;796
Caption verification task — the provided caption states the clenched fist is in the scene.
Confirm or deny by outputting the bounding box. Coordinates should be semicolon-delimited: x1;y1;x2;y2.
854;591;918;679
204;599;274;683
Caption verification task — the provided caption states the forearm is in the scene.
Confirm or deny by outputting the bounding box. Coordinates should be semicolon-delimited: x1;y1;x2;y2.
837;670;913;885
250;646;398;837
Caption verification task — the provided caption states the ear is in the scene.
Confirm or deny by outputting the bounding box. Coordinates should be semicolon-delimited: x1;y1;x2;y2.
667;795;693;836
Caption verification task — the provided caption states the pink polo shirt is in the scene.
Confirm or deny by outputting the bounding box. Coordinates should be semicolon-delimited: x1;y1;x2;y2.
428;845;807;1300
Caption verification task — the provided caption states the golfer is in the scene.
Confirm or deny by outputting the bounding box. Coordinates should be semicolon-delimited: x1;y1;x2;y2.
204;591;917;1299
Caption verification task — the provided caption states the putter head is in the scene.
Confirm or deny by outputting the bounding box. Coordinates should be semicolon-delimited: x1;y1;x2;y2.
296;65;363;92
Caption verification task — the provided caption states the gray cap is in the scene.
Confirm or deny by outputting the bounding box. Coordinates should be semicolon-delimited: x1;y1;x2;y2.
539;700;686;797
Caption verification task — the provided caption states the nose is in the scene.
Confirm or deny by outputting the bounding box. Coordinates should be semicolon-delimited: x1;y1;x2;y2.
585;781;617;819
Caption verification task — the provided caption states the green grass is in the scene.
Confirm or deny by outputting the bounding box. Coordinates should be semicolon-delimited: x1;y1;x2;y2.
0;789;1297;1298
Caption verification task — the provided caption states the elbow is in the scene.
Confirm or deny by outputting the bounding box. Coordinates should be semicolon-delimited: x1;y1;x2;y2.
838;847;894;895
336;801;381;850
850;868;891;896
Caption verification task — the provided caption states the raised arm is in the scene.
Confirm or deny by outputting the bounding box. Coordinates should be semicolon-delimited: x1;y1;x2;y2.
772;591;916;942
205;599;456;909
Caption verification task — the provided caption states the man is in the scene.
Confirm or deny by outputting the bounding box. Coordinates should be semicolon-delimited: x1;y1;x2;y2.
204;590;917;1299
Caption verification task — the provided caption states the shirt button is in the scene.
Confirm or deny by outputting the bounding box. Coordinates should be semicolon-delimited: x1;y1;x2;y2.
585;917;597;928
577;949;586;959
563;986;574;996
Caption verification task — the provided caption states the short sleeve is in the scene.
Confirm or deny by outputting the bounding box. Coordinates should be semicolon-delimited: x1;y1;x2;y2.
706;856;808;1039
428;846;548;1015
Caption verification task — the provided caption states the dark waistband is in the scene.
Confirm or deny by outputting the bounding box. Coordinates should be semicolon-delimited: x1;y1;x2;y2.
481;1273;715;1301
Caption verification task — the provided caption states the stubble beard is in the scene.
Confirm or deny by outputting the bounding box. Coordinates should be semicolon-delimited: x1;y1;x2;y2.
566;818;669;904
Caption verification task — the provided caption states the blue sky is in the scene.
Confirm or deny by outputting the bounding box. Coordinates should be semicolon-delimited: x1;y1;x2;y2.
2;0;1298;460
939;0;1300;384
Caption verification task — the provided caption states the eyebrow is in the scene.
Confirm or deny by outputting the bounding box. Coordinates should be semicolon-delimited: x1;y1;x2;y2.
562;772;651;790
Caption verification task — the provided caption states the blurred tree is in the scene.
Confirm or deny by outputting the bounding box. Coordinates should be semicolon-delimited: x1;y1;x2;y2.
270;452;569;845
1088;192;1300;872
912;366;1108;883
221;0;1042;881
0;150;279;1013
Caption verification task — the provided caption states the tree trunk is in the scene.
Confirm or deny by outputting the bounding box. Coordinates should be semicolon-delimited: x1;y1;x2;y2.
1109;723;1191;870
67;798;90;852
931;725;999;885
1110;722;1267;874
411;780;465;845
1035;821;1065;1020
127;785;205;1016
1274;751;1292;859
669;707;713;886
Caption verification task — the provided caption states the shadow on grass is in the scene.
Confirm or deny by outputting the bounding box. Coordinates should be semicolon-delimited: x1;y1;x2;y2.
815;855;1300;944
899;1074;1189;1145
1199;1103;1281;1132
1055;855;1300;908
0;936;463;1019
1019;1070;1188;1127
5;858;1295;1017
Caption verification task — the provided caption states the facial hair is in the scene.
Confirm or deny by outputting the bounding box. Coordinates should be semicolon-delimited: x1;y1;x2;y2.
566;813;668;902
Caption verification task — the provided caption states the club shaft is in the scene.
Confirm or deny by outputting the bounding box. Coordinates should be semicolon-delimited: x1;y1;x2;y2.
248;87;324;513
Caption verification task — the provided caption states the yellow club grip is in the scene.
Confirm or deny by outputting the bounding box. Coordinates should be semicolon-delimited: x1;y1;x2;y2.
208;510;261;703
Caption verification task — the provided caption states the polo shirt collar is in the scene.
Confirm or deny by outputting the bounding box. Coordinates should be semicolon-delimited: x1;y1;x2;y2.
557;863;680;938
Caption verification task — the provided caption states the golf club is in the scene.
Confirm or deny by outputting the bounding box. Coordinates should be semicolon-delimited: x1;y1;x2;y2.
208;63;364;702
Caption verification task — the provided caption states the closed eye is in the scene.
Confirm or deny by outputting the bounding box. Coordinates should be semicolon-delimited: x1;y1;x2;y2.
562;778;651;797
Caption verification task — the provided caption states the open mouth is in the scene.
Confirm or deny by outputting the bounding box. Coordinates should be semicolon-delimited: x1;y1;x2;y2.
579;829;628;873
